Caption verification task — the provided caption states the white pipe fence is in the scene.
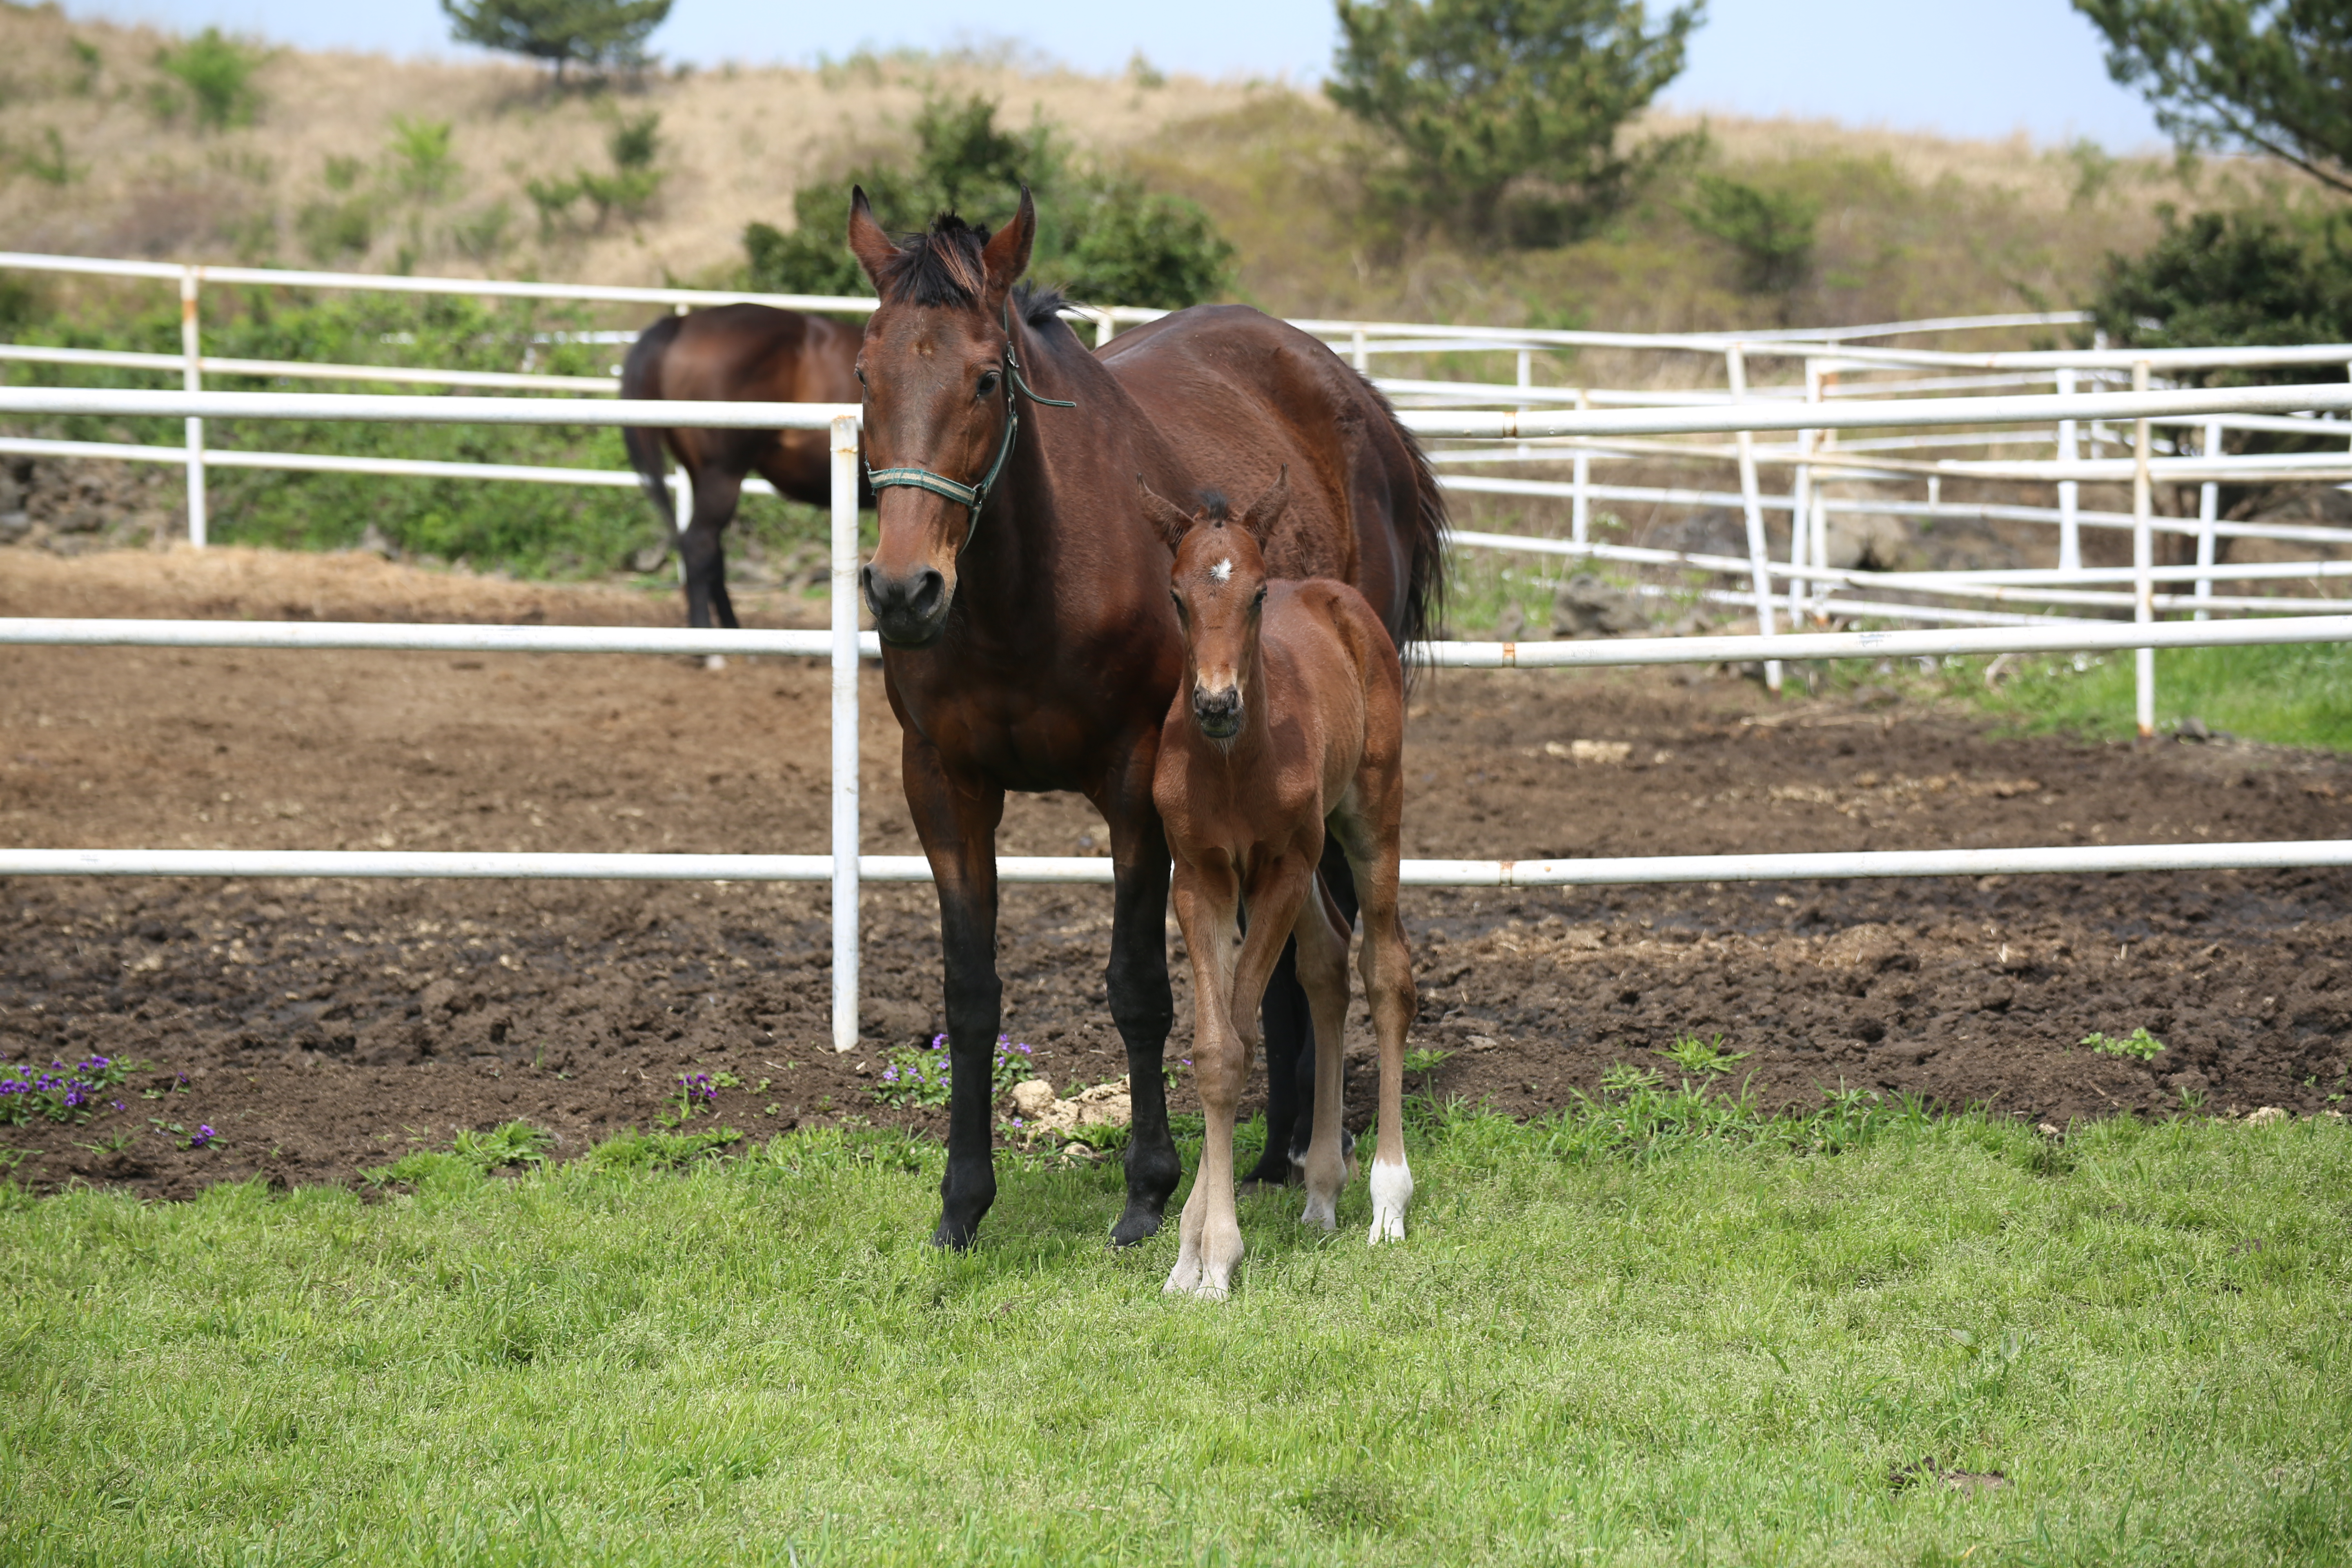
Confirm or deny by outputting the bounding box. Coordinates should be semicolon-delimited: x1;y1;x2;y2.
9;253;2352;1048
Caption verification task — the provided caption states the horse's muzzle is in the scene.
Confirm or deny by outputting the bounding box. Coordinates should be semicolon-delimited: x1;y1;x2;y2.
1192;686;1243;740
862;562;951;647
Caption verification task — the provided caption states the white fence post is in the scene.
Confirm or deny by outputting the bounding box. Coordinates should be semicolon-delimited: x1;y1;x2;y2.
178;267;206;548
2056;366;2080;572
670;466;691;584
1724;344;1781;690
1788;360;1819;624
830;412;862;1053
1515;348;1532;459
2196;416;2221;621
1350;328;1368;374
2133;360;2155;741
1570;388;1590;546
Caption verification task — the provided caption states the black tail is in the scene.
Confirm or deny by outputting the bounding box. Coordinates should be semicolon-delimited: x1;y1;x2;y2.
621;314;685;534
1359;372;1449;667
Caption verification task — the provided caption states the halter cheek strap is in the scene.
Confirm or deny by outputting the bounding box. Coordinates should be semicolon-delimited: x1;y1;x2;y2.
865;300;1077;553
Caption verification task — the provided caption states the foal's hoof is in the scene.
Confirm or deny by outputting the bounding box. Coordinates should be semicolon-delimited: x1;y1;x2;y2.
930;1217;980;1251
1300;1191;1339;1232
1239;1153;1297;1189
1109;1204;1165;1249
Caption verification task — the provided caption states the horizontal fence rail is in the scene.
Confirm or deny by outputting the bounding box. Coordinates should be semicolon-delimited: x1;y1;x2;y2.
8;841;2350;887
10;612;2352;665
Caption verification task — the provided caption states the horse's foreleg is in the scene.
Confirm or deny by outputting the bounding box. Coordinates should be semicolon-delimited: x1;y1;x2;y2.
1165;865;1239;1297
1291;873;1354;1232
903;735;1006;1250
679;462;745;631
1097;768;1179;1247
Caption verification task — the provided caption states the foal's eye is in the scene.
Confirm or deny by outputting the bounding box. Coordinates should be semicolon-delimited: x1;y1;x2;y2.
853;365;866;385
1252;586;1267;608
976;370;1001;398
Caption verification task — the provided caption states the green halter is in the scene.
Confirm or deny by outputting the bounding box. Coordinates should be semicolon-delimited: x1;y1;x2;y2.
865;299;1077;552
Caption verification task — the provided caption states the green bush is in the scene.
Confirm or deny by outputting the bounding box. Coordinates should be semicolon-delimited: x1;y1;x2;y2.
151;28;266;131
0;290;681;575
1681;170;1819;297
1328;0;1702;243
743;94;1234;310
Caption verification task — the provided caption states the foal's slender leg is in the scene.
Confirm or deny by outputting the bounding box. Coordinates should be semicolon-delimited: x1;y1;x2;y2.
1164;864;1238;1298
679;463;745;631
900;729;1007;1249
1093;755;1180;1246
1170;855;1312;1300
1292;872;1354;1232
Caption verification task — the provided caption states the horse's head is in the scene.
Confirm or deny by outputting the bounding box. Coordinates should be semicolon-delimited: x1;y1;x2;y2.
1143;470;1290;744
846;186;1037;648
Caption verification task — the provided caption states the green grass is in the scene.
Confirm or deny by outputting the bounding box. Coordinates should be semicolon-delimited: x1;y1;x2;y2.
1983;642;2352;751
4;1101;2348;1566
1803;640;2352;753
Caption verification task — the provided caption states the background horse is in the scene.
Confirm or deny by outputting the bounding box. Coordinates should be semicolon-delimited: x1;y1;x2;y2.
1146;475;1418;1299
620;304;870;628
847;187;1444;1249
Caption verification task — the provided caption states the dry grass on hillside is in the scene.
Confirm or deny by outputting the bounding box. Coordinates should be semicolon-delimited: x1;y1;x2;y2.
0;4;1256;290
0;1;2279;337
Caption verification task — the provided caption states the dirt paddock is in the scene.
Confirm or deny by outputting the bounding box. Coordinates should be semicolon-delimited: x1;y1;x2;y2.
4;545;2350;1199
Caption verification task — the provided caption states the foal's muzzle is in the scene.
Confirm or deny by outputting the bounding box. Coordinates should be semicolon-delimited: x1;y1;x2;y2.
1192;686;1243;740
862;562;950;647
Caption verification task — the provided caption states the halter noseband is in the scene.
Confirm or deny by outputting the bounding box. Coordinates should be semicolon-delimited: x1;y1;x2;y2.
864;300;1076;551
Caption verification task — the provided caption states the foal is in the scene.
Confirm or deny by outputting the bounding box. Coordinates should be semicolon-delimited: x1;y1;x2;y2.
1145;474;1418;1299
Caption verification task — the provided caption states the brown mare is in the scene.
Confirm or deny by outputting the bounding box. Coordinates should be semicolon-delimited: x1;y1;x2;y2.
846;188;1445;1248
620;304;870;628
1145;475;1418;1298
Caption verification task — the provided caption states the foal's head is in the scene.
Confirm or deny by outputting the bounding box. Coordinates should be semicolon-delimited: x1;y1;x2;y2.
1142;472;1290;744
846;187;1037;648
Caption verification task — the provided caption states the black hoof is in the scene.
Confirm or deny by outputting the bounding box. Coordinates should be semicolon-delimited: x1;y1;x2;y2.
931;1216;980;1251
1109;1204;1165;1248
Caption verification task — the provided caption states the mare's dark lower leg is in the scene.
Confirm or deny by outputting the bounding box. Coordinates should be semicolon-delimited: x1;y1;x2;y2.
902;744;1005;1250
1245;839;1359;1183
1105;806;1180;1247
678;468;744;630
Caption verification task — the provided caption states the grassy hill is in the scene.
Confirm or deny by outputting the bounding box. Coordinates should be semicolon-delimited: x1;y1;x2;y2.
0;1;2287;334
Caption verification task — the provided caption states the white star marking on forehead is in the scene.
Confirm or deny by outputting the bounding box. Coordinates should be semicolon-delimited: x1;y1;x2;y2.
1211;558;1232;583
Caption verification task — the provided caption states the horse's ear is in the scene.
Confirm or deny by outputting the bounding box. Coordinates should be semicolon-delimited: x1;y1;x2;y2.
980;186;1036;312
1136;475;1196;551
847;186;899;289
1235;466;1290;542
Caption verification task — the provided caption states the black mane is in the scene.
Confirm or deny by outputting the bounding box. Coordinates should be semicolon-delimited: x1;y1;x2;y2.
874;212;1072;334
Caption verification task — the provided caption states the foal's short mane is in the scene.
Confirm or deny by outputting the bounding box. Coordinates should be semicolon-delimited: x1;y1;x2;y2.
872;212;1073;332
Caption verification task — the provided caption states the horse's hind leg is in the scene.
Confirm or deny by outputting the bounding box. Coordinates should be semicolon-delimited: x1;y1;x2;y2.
1337;807;1416;1245
1292;872;1354;1232
1245;839;1356;1187
679;462;746;631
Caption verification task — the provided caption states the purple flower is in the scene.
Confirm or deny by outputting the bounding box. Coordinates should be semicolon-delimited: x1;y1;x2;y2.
190;1125;216;1149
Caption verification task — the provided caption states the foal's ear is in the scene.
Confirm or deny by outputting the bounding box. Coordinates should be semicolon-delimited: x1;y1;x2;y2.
980;186;1036;312
1235;466;1290;542
846;187;899;289
1136;475;1197;551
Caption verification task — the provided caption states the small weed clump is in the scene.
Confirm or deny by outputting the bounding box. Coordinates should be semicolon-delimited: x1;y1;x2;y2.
369;1122;553;1188
2084;1027;2167;1062
0;1056;134;1126
873;1033;1035;1109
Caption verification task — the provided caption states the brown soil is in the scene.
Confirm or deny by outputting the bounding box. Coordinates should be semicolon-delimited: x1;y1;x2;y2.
5;545;2350;1199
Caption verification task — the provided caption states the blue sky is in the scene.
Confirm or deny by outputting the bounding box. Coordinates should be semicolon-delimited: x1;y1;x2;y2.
69;0;2168;149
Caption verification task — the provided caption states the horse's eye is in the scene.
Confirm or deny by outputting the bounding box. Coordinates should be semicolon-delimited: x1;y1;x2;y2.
977;370;1001;398
854;365;867;387
1252;586;1267;608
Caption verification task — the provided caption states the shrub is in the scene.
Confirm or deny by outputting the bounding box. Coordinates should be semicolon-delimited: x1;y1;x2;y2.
151;28;266;131
2088;205;2352;517
440;0;672;85
744;94;1233;309
1682;171;1819;297
1328;0;1702;242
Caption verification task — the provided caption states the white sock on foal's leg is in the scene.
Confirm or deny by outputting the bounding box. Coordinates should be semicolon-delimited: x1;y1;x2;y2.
1367;1157;1412;1244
